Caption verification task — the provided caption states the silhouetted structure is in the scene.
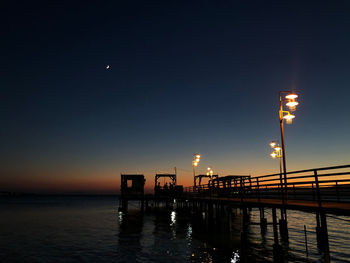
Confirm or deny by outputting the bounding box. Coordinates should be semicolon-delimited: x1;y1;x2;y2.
154;173;183;207
119;174;146;211
194;174;219;188
212;175;251;195
179;165;350;262
155;173;176;187
117;164;350;262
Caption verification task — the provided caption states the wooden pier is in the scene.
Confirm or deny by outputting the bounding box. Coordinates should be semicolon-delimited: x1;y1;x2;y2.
119;164;350;262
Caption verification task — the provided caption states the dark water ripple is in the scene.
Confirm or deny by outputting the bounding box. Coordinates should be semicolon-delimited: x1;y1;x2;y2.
0;196;350;262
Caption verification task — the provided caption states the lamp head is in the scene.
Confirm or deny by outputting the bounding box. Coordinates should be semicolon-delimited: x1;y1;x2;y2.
283;113;295;124
285;92;299;111
193;153;200;163
274;145;281;151
286;100;299;111
270;141;277;148
285;93;298;100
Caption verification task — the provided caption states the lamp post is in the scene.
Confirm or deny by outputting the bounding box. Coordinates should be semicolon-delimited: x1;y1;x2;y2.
207;166;214;184
192;153;200;189
270;141;284;198
279;91;299;190
277;91;299;239
269;141;282;176
207;167;214;178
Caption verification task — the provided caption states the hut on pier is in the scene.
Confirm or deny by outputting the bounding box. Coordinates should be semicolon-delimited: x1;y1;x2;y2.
119;174;146;211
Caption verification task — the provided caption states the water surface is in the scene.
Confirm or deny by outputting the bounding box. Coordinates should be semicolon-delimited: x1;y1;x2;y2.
0;196;349;262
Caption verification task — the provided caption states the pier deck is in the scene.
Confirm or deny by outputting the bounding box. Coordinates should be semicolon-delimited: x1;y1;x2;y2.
182;164;350;215
184;196;350;214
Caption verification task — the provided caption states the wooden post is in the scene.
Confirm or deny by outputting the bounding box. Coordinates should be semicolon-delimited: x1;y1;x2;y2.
293;183;296;199
314;170;322;209
240;206;248;260
257;178;261;203
257;178;267;233
314;170;330;262
304;225;308;257
272;208;279;245
272;207;283;261
336;181;339;202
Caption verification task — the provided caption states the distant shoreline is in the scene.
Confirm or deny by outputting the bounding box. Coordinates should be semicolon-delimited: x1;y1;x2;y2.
0;192;120;197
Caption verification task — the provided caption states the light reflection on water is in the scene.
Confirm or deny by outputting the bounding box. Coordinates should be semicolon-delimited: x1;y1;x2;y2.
170;211;176;226
0;196;350;262
231;251;240;263
118;211;123;224
187;224;193;240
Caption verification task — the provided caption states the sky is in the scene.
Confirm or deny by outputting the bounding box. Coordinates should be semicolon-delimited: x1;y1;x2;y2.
1;0;350;194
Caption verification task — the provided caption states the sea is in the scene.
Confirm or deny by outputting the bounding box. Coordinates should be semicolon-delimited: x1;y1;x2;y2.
0;195;349;262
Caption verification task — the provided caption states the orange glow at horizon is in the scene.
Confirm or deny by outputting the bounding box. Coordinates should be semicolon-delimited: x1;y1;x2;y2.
1;156;349;194
0;169;196;194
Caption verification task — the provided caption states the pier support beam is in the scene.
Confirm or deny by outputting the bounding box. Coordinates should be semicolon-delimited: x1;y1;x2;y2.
279;218;288;241
208;202;214;232
272;208;284;261
141;199;144;212
240;206;249;256
279;208;288;241
316;211;330;262
228;207;232;232
242;206;250;225
119;198;128;212
145;199;149;211
259;207;267;235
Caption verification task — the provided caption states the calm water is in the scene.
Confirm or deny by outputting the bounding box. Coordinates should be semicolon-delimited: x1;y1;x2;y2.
0;196;349;262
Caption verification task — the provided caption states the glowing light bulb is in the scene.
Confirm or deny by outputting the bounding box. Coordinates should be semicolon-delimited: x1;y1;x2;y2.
283;113;295;124
285;93;298;100
286;100;299;111
274;146;281;151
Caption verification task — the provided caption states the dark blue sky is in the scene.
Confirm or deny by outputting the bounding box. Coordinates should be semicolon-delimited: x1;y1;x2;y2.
1;0;350;193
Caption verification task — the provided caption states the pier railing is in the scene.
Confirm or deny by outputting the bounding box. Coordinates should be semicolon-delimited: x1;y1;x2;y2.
183;164;350;203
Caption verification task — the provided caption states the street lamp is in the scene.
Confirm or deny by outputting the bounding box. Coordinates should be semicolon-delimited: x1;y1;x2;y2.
207;166;214;192
192;153;200;188
269;141;283;178
207;166;214;176
279;91;299;190
207;166;214;180
269;139;288;239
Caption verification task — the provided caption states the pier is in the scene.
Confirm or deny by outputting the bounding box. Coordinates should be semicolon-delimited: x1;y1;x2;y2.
119;164;350;262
